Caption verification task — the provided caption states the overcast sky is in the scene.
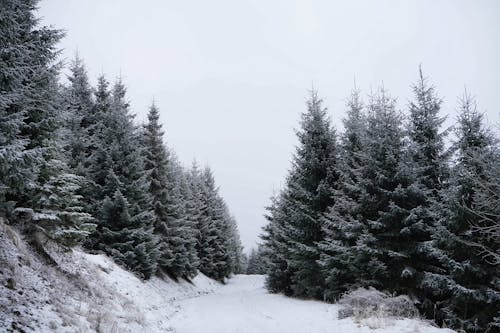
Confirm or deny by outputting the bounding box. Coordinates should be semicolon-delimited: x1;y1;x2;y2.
38;0;499;252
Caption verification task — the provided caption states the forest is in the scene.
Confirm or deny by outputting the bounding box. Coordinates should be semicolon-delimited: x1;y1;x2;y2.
1;1;499;333
255;79;499;332
0;0;245;284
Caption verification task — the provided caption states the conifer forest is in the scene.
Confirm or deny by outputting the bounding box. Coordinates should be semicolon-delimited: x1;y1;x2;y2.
1;1;498;332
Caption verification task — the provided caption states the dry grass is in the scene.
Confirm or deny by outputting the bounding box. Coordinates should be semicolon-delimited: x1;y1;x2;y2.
338;287;419;329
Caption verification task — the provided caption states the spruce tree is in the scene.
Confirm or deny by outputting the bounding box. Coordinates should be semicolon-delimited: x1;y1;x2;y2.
142;102;178;276
403;69;449;315
82;75;112;214
163;160;197;279
99;188;157;278
319;88;367;300
225;215;245;274
31;158;95;246
288;91;339;298
203;168;231;281
263;90;339;298
246;244;269;275
61;55;94;176
350;87;409;293
178;168;202;278
261;192;294;294
0;0;41;216
86;79;159;278
192;166;235;281
431;93;499;332
0;0;94;245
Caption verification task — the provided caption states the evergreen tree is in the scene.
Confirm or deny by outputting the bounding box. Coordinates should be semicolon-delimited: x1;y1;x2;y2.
430;93;499;332
403;69;450;315
261;192;294;294
205;168;232;281
246;244;269;275
288;91;339;298
61;55;94;176
192;167;233;281
86;79;159;278
99;188;157;278
179;168;202;278
263;90;339;298
0;0;41;216
246;248;260;274
466;149;499;269
319;88;367;300
351;87;409;293
225;215;245;274
163;159;197;279
0;0;94;246
30;158;95;246
189;163;213;274
82;75;112;214
407;68;448;193
142;102;178;276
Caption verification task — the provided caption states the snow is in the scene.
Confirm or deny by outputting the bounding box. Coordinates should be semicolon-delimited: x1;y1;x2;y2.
0;220;218;332
168;274;454;333
1;220;455;332
78;251;220;332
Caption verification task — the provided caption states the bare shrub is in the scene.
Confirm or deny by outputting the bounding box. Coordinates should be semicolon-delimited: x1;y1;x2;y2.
384;294;419;318
338;287;419;323
338;288;386;319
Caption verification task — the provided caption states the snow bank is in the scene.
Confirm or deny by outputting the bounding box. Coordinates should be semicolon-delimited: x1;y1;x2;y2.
0;220;220;332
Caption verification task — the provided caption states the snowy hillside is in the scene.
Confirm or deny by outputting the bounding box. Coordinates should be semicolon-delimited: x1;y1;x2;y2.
0;220;219;332
1;220;454;333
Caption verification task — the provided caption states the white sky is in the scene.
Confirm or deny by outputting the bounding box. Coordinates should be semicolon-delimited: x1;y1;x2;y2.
38;0;500;252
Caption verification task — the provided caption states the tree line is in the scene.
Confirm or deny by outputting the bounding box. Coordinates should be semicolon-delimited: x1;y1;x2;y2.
0;0;244;282
261;72;499;332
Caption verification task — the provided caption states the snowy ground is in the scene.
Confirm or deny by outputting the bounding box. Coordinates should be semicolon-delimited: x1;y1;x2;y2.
168;275;454;333
1;220;454;332
0;220;219;332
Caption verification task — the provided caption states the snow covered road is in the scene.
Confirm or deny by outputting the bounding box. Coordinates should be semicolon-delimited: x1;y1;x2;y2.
168;275;453;333
169;275;336;333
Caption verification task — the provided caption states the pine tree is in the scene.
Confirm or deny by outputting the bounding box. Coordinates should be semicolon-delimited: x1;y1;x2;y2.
0;0;94;246
246;244;269;275
99;188;157;278
263;90;339;298
430;93;499;332
86;79;159;278
407;68;448;193
261;192;294;294
246;248;260;274
61;55;94;176
142;102;178;276
82;75;112;214
466;149;499;269
163;159;197;279
30;158;95;246
350;87;409;293
319;88;368;300
403;69;450;315
179;168;202;278
206;168;232;281
225;215;245;274
288;91;339;298
0;0;41;216
193;167;234;281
